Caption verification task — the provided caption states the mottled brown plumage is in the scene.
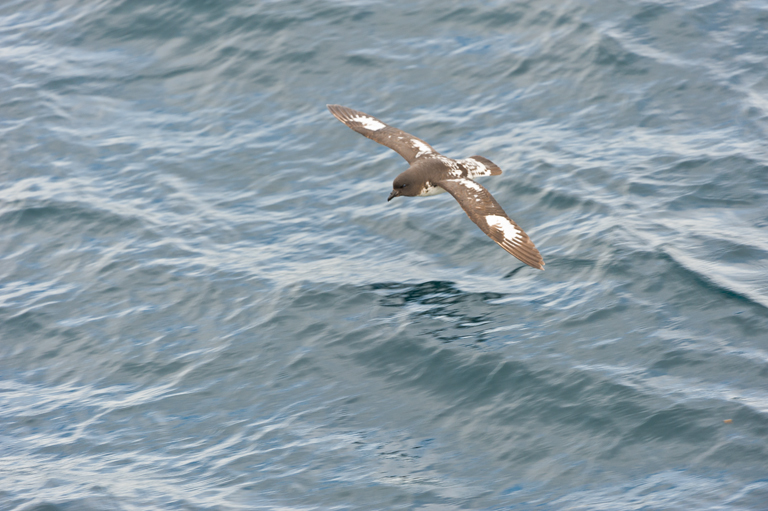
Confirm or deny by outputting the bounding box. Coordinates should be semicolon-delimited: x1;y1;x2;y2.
328;104;544;270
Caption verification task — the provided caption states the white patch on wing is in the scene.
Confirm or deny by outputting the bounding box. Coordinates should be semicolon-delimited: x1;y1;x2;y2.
458;178;483;192
485;215;521;243
350;115;386;131
412;139;433;158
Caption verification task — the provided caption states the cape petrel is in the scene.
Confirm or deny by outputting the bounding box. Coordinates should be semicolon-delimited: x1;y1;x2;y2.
328;104;544;270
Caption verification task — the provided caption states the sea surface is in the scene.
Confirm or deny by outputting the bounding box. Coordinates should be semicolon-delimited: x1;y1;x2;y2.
1;0;767;509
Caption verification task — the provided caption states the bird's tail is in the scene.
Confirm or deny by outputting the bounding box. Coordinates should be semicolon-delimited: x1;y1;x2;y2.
459;155;503;177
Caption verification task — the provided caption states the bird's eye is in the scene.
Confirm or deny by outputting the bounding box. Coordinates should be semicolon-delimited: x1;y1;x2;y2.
400;183;407;188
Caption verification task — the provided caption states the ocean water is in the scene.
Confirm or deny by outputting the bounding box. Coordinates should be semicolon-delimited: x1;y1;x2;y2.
1;0;767;509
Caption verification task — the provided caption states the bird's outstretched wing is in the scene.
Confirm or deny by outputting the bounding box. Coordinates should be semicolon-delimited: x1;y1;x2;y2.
437;178;544;269
328;104;438;164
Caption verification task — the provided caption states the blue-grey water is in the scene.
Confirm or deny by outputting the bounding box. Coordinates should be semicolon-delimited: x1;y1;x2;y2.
1;0;767;509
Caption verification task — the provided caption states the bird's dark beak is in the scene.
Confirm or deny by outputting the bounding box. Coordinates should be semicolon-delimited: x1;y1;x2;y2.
387;190;398;202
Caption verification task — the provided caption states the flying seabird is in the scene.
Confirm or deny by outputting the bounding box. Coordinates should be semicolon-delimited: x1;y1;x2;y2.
328;104;544;270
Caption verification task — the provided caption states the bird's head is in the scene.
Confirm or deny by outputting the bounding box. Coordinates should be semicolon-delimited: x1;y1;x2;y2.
388;174;418;201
